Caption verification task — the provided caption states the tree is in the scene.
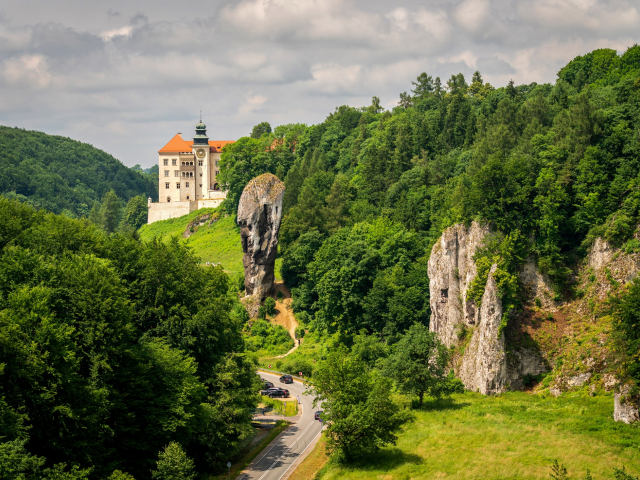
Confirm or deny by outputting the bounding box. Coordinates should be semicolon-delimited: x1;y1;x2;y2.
264;297;276;316
152;442;196;480
398;91;413;109
367;96;383;114
382;324;450;406
99;189;123;233
250;121;272;139
506;79;518;98
309;346;412;461
123;194;148;229
411;72;434;99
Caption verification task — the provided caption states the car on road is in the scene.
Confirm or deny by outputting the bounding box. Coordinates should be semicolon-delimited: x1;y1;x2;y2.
280;374;293;384
314;411;323;421
261;380;274;389
260;387;290;398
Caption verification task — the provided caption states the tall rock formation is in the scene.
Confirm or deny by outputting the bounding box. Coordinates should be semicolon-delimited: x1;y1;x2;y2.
237;173;285;303
428;222;490;347
428;222;545;394
459;264;508;394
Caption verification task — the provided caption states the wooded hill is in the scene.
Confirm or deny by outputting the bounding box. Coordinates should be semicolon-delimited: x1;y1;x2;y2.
0;126;157;217
219;45;640;381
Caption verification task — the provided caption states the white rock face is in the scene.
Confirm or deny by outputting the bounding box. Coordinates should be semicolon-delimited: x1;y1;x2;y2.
237;173;285;302
428;222;548;394
519;258;556;311
459;264;508;394
614;384;639;424
428;222;490;347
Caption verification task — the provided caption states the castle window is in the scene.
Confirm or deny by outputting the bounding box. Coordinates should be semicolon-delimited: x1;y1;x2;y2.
165;182;170;189
167;197;171;202
190;162;194;166
198;160;203;166
182;162;185;166
175;171;179;177
172;159;177;166
216;170;220;176
186;182;189;187
199;184;202;188
164;170;169;177
176;183;180;189
215;161;219;166
163;159;169;166
186;196;190;200
200;173;203;176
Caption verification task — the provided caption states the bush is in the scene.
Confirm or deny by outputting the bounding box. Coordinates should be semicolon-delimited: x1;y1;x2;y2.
265;297;276;316
152;442;196;480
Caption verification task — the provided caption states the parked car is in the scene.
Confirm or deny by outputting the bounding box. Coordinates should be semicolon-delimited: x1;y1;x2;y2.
267;388;290;398
260;387;289;398
314;411;323;421
280;374;293;384
262;380;274;390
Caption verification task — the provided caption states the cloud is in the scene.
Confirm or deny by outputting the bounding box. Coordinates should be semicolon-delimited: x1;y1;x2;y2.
0;0;637;168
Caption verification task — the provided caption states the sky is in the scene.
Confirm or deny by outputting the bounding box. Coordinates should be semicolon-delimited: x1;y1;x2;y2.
0;0;638;168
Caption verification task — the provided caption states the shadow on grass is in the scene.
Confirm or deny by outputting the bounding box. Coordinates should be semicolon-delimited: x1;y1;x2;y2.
345;447;423;471
414;397;471;411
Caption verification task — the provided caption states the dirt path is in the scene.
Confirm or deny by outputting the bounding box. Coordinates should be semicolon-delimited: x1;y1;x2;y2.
271;282;299;358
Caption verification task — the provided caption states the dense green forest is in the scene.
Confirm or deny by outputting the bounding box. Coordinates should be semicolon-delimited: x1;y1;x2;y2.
0;199;258;479
0;126;157;217
219;45;640;378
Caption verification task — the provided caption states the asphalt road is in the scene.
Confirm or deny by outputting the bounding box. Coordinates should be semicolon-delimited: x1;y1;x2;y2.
238;372;322;480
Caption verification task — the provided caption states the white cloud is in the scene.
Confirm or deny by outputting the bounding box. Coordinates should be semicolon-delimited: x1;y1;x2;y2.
0;0;637;167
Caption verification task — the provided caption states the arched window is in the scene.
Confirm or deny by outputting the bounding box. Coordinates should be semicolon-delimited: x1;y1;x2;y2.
167;197;171;202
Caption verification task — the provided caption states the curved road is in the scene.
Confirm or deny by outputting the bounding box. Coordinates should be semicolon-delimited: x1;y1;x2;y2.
238;372;322;480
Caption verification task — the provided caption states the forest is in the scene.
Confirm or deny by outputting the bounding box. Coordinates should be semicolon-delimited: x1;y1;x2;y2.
0;126;157;218
0;199;257;479
219;46;640;385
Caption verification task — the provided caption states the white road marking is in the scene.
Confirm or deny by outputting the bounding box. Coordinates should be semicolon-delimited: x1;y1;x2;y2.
276;430;322;480
256;421;319;480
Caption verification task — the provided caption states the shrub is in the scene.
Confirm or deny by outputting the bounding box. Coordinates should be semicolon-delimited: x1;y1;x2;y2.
152;442;196;480
265;297;276;316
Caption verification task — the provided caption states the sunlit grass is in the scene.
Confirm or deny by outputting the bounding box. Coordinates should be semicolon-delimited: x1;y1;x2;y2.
306;392;640;480
139;208;245;277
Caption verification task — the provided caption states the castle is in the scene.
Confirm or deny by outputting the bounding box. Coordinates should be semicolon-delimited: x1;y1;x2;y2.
147;119;234;224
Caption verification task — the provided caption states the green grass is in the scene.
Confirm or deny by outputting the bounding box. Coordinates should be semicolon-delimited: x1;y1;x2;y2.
315;392;640;480
259;396;299;416
138;208;245;277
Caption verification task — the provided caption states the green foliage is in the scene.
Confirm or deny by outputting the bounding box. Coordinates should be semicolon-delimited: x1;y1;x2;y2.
0;126;156;217
382;324;450;405
264;297;276;316
123;195;148;229
217;45;640;349
151;442;195;480
250;121;272;139
467;231;526;332
550;459;569;480
309;346;412;461
611;277;640;384
245;319;294;356
0;198;258;478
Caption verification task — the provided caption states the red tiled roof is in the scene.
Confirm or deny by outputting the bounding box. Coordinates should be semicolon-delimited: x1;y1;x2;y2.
159;134;235;153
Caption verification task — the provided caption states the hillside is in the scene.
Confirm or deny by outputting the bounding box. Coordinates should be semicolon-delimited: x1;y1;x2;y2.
138;208;245;278
0;126;157;217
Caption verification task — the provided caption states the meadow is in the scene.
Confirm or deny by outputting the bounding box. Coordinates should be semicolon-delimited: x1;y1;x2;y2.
297;391;640;480
138;208;244;277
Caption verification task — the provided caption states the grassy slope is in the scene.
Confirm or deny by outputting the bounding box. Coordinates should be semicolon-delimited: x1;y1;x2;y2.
303;392;640;480
138;208;282;280
138;208;244;277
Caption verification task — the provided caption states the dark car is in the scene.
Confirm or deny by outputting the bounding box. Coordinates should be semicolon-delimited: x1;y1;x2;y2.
314;411;323;421
262;380;274;390
260;387;289;398
280;374;293;384
267;388;289;398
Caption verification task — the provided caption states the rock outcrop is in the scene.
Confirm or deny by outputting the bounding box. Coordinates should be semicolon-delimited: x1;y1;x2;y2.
237;174;285;303
459;264;508;394
614;384;639;424
429;222;547;394
428;222;490;347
